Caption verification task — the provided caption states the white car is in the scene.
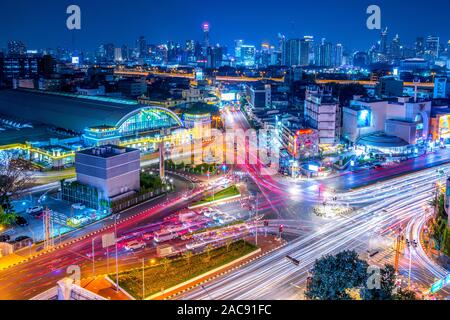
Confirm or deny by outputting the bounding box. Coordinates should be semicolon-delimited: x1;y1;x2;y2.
219;216;236;225
72;203;86;210
124;240;146;251
26;206;44;215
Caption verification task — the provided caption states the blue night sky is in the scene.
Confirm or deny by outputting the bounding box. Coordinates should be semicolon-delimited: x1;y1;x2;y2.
1;0;449;52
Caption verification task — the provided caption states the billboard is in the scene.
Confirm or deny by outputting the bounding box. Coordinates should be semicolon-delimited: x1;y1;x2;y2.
221;92;237;101
439;114;450;138
357;109;371;128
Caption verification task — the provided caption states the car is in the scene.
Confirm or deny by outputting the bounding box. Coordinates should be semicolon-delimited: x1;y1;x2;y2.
15;216;28;227
124;240;146;251
26;206;43;215
72;203;86;210
0;235;11;243
219;216;236;225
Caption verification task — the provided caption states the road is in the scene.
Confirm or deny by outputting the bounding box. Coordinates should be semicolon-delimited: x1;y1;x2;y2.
179;164;450;300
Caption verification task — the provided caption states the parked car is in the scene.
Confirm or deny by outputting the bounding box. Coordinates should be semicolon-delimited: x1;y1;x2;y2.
26;206;43;215
124;240;146;251
72;203;86;210
15;216;28;227
0;235;11;243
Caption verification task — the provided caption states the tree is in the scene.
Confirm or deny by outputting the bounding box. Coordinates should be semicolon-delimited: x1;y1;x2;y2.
394;288;418;300
205;244;214;261
0;154;34;225
0;206;16;226
183;250;193;267
305;250;369;300
225;239;233;252
160;258;171;273
361;264;396;300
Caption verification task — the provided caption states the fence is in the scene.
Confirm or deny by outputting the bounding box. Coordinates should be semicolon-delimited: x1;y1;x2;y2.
111;187;170;214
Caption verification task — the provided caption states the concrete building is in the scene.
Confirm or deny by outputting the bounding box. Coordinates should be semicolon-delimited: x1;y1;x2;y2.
245;83;272;112
375;76;404;98
117;78;147;97
434;77;449;99
343;96;432;156
75;145;141;201
304;87;340;145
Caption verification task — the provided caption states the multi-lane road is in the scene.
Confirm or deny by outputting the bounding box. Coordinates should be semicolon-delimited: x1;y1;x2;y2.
179;164;450;300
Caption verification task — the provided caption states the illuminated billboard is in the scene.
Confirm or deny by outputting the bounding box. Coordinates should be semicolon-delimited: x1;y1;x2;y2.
71;56;80;64
439;114;450;138
357;109;371;128
221;92;237;101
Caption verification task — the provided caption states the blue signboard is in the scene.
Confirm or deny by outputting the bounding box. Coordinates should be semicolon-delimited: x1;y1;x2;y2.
430;279;444;294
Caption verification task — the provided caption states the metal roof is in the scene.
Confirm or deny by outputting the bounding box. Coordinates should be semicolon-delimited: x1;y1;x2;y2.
0;89;144;133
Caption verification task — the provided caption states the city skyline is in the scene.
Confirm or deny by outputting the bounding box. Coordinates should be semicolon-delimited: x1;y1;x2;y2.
1;0;450;52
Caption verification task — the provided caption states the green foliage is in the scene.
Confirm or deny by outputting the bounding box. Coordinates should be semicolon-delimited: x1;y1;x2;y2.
305;250;369;300
118;240;257;299
0;205;16;227
393;288;418;300
140;172;163;191
361;264;396;300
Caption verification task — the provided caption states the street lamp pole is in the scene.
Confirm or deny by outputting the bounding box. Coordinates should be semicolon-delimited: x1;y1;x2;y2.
92;238;95;277
115;215;119;293
142;258;145;300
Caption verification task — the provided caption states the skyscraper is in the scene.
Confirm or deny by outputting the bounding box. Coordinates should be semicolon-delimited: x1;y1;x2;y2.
390;34;402;60
234;39;244;63
335;44;344;67
318;39;333;67
241;45;256;67
137;36;147;58
426;35;440;58
7;41;26;56
380;27;389;55
202;22;210;53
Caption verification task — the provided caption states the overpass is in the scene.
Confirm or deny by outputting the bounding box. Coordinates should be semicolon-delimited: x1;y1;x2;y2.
316;79;435;88
114;69;284;82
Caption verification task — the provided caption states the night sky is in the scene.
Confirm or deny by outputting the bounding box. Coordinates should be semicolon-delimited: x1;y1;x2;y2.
1;0;450;52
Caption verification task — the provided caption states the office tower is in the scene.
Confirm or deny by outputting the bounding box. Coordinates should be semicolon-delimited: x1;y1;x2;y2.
353;51;369;68
202;23;210;52
415;37;425;56
104;43;115;61
8;41;26;56
318;39;333;67
206;46;222;69
282;38;300;66
121;45;129;61
240;45;256;67
426;36;440;58
137;36;147;58
234;39;244;63
114;47;123;62
304;87;340;145
380;27;389;54
390;34;402;60
335;44;344;67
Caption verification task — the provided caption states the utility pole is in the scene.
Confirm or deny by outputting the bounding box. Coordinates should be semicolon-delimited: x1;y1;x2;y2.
115;215;119;293
92;238;95;277
255;193;259;245
394;227;403;273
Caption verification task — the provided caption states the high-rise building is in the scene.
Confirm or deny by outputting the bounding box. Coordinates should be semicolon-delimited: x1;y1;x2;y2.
415;37;425;56
335;44;344;67
234;39;244;63
202;23;210;53
114;47;123;62
282;37;310;67
104;43;115;61
390;34;402;60
137;36;147;58
318;39;333;67
304;86;340;145
8;41;26;56
240;45;256;67
380;27;389;54
206;46;223;69
426;35;440;58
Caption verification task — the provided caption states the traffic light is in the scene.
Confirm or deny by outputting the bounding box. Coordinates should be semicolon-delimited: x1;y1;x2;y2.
264;221;269;227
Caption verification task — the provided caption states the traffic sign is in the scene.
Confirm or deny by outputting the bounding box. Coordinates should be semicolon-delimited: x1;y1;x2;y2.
430;279;444;294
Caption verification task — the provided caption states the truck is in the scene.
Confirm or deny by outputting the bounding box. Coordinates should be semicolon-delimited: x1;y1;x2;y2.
156;244;177;258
